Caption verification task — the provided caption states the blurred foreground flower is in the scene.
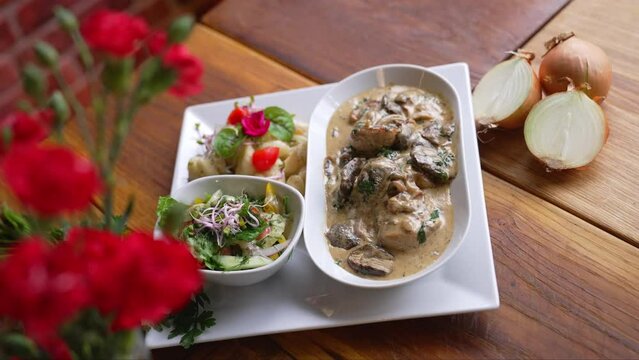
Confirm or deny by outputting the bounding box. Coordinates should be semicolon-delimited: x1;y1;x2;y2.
0;230;202;359
0;5;205;360
2;145;101;216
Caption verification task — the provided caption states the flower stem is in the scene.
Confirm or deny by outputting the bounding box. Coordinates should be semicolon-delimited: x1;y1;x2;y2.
94;87;107;168
107;99;140;170
70;30;94;71
103;173;115;230
51;65;95;157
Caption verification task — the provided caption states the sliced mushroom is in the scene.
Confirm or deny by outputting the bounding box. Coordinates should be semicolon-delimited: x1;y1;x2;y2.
338;157;365;201
381;95;403;115
347;244;394;276
337;146;354;167
326;223;360;250
410;145;455;184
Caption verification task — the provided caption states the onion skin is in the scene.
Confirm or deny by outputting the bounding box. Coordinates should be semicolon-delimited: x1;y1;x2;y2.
497;68;542;129
540;34;612;101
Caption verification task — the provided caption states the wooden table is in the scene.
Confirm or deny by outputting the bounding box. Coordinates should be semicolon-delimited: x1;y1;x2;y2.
62;0;639;358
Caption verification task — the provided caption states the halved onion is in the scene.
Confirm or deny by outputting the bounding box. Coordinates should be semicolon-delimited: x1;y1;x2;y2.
524;90;608;170
540;32;612;101
473;51;542;129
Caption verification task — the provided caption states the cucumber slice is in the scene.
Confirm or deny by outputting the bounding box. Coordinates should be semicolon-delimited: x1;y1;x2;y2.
206;255;273;271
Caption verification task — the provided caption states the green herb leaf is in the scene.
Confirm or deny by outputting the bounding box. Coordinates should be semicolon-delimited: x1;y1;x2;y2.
264;106;295;142
214;126;245;158
182;225;220;264
156;196;188;235
435;149;455;167
231;222;267;242
156;292;216;349
430;208;440;221
357;179;375;196
417;223;426;244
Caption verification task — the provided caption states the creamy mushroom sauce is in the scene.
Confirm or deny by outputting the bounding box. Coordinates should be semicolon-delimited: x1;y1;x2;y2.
324;85;457;279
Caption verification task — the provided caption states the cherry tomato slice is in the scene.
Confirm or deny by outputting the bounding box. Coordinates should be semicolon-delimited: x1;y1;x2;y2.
252;146;280;172
227;106;249;125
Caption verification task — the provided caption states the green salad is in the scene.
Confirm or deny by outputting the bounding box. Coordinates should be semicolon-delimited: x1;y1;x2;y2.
157;183;290;271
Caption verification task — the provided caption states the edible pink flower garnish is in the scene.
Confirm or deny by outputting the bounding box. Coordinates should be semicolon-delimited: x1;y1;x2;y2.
241;110;270;137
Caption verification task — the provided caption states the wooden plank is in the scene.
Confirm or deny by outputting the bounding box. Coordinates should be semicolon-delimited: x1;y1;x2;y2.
153;173;639;359
477;0;639;245
201;0;569;84
144;26;638;358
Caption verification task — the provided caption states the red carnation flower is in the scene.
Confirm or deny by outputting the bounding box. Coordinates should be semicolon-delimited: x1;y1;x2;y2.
0;110;52;155
1;145;102;216
66;229;202;330
0;238;89;359
148;30;167;55
81;10;149;57
162;44;203;97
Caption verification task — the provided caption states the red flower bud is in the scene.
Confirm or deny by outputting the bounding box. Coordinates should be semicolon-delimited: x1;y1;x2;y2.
1;145;102;216
148;30;168;55
162;44;203;97
81;10;149;57
0;110;52;155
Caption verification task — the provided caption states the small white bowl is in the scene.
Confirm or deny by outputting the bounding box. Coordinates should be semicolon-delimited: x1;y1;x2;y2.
305;64;472;288
166;175;305;286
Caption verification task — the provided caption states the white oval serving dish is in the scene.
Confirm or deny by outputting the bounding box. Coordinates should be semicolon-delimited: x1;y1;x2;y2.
304;64;471;289
168;175;305;286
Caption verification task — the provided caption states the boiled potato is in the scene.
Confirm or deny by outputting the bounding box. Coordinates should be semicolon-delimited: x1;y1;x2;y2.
188;155;226;180
235;144;256;175
284;142;307;177
286;174;305;194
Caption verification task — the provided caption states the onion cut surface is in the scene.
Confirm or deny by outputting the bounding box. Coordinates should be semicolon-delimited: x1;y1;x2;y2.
473;54;541;129
524;90;607;169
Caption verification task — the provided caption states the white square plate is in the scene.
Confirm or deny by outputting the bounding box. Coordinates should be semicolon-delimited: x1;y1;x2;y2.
146;63;499;349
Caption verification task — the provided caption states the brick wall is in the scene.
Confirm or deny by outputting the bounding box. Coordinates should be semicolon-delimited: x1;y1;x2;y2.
0;0;213;114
